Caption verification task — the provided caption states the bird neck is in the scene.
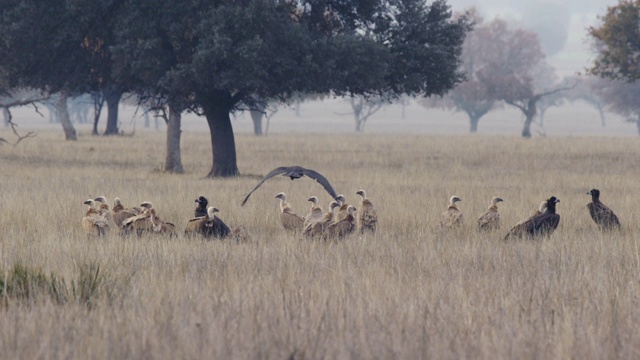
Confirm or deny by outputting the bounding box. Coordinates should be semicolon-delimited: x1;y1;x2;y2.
546;202;556;214
488;205;498;212
448;204;458;210
591;195;600;203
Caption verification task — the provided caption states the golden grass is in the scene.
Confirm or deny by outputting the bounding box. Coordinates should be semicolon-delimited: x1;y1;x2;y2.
1;129;640;359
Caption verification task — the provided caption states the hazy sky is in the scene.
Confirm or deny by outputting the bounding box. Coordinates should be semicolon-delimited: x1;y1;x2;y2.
447;0;620;77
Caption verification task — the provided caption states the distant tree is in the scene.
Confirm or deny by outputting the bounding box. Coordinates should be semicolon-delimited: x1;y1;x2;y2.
475;21;573;137
588;0;640;82
427;11;501;133
0;88;46;145
0;0;129;136
565;76;608;127
112;0;471;177
594;79;640;134
336;96;386;133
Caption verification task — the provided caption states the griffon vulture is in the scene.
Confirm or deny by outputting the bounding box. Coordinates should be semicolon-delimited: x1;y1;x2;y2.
93;196;113;224
121;202;154;236
334;195;350;222
275;192;305;231
587;189;621;230
439;196;464;229
240;166;338;206
303;196;324;229
82;199;109;237
112;197;141;228
323;205;356;240
356;190;377;234
477;197;503;231
148;208;177;236
504;201;546;240
304;201;340;238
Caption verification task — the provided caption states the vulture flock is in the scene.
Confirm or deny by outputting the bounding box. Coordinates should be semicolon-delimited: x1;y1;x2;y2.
437;189;622;239
81;164;620;242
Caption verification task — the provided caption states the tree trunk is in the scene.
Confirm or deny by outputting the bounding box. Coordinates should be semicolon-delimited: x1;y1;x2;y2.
249;108;263;136
2;107;9;127
522;114;533;138
469;114;481;133
165;106;184;173
92;92;104;136
598;106;606;127
55;91;77;141
103;86;123;135
202;93;239;178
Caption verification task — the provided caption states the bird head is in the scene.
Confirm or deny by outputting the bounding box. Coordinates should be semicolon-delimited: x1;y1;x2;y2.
356;190;367;199
587;189;600;198
347;205;356;216
94;196;108;204
307;196;319;205
549;196;560;204
450;196;461;204
335;194;346;205
330;201;340;210
114;197;122;206
491;197;504;206
207;207;219;218
83;199;95;207
140;201;154;209
275;192;286;200
195;196;208;205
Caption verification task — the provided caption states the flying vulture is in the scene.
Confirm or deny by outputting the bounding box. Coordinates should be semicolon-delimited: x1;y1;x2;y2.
587;189;621;230
356;190;377;234
477;197;503;231
240;166;338;206
275;192;305;231
439;196;464;229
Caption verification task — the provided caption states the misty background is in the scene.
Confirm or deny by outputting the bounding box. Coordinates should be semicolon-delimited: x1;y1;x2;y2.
5;0;635;137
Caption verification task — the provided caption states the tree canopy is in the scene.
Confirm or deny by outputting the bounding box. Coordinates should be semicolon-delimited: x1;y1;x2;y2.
1;0;471;177
588;0;640;82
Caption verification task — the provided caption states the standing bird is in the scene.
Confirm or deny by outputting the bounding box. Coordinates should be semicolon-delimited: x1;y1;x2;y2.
93;196;113;224
504;201;547;240
356;190;377;234
587;189;621;230
439;196;464;229
334;195;350;222
477;197;503;231
303;196;324;229
185;206;219;238
148;208;177;236
274;192;305;231
121;202;154;236
304;201;340;238
323;205;357;240
112;197;141;228
529;196;561;238
81;199;109;237
240;166;338;206
194;196;209;217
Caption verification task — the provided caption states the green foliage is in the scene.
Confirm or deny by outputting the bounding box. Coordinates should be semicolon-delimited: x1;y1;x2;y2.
589;0;640;82
0;262;129;309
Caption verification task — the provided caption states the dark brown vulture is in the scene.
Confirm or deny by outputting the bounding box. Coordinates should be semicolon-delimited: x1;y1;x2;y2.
504;201;546;240
275;192;305;231
587;189;621;230
477;197;503;231
439;196;464;229
304;201;340;238
303;196;323;229
505;197;560;240
356;189;377;234
82;199;109;237
194;196;209;217
240;166;338;206
185;206;231;239
323;205;357;240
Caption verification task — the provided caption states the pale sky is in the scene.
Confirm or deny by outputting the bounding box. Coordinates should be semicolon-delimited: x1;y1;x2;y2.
447;0;619;77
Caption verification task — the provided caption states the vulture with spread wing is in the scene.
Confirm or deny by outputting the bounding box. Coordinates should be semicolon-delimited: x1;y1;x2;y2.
241;166;338;206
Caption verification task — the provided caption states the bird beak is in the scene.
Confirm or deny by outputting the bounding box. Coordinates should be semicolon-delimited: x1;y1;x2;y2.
83;200;91;205
195;198;200;203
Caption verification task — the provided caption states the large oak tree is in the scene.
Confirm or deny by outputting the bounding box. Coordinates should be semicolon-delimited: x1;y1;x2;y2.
113;0;471;177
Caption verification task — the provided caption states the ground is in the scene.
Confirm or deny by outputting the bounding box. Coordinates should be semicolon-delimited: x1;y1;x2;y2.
0;129;639;359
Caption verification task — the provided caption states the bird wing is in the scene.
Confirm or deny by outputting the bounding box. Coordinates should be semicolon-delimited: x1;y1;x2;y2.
299;168;338;199
240;166;291;206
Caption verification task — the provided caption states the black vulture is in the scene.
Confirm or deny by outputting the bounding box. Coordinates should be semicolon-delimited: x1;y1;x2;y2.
195;196;208;217
587;189;621;230
240;166;338;206
504;201;546;240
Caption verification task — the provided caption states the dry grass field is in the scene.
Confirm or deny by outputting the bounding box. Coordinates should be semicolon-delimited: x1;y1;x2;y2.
1;129;640;359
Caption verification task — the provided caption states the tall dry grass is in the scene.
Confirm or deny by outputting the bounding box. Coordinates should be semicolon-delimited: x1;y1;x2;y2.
0;129;639;359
